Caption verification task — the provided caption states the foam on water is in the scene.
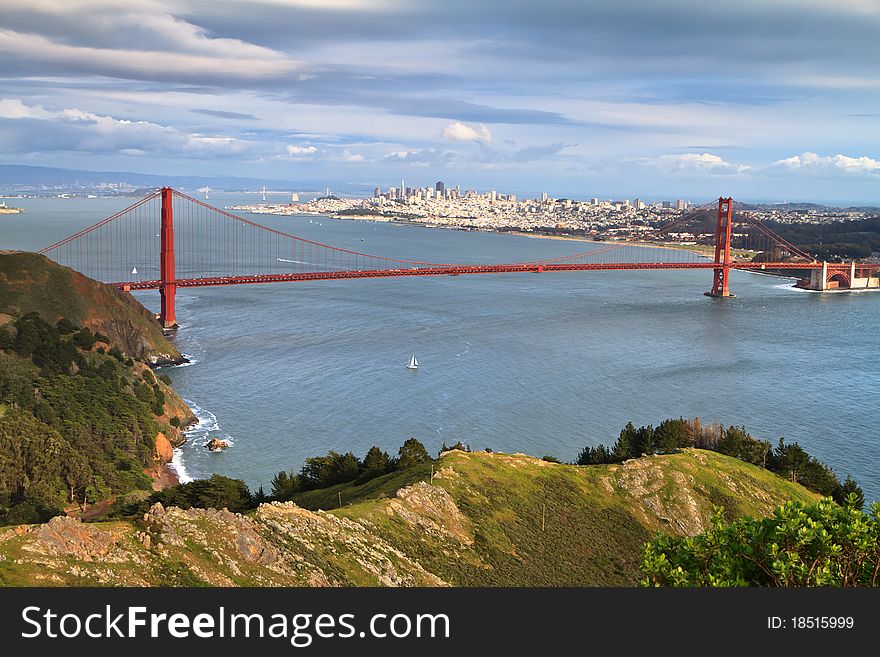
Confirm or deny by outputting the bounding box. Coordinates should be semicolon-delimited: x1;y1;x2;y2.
169;448;193;484
168;399;235;480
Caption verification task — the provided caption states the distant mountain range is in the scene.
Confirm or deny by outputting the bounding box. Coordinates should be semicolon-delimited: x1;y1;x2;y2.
1;163;876;211
739;201;879;212
0;163;370;196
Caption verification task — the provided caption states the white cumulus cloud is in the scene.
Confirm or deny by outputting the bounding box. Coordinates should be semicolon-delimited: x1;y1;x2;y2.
773;152;880;175
645;152;750;174
286;145;318;156
442;121;492;143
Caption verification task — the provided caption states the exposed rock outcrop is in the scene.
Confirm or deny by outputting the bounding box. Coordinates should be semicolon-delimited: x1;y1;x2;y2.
155;432;174;463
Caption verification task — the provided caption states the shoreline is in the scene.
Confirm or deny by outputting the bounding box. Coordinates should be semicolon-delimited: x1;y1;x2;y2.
327;211;737;258
152;463;180;490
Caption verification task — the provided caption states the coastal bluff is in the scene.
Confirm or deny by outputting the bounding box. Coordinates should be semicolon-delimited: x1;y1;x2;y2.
0;251;182;365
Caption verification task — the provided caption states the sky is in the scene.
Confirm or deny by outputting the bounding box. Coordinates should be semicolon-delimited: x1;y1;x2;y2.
0;0;878;203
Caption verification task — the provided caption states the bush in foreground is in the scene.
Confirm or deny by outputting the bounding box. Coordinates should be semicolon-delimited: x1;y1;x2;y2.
641;497;880;587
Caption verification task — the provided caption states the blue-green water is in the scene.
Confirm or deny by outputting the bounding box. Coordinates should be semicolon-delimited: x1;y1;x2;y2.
4;195;879;501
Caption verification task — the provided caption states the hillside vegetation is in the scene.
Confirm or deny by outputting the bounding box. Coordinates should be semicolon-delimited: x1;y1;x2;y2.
0;449;818;586
0;252;180;364
0;312;195;525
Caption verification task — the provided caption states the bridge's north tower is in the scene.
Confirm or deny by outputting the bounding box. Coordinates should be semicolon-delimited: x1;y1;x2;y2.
159;187;177;329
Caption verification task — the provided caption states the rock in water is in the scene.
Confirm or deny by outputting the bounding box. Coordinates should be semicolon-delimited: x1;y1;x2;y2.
207;438;229;451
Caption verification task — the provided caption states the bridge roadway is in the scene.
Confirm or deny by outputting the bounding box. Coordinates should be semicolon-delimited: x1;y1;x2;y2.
116;260;830;291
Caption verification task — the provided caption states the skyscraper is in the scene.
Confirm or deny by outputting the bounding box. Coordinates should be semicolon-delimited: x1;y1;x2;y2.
435;180;445;195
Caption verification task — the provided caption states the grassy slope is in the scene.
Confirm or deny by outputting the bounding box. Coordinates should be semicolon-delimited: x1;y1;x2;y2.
319;449;818;586
0;449;818;587
0;251;179;361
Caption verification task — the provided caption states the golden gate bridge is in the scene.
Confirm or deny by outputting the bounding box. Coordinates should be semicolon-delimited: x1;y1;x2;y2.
37;188;879;329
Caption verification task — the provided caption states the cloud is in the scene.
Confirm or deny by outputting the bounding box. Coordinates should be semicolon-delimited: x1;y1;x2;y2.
192;109;260;121
0;98;52;119
385;149;458;166
0;1;878;201
341;149;364;162
642;152;751;174
0;28;303;83
0;97;246;156
286;144;319;156
442;121;492;143
511;143;570;162
772;152;880;175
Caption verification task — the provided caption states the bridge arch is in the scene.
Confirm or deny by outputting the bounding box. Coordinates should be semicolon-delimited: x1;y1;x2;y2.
826;271;851;289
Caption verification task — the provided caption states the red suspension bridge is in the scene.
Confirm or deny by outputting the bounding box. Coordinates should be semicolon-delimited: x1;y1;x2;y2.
37;188;880;329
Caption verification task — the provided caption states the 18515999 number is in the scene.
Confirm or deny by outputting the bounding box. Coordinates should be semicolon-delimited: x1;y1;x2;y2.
768;616;854;630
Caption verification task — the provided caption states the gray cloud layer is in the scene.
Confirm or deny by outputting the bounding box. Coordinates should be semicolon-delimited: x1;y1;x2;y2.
0;0;877;201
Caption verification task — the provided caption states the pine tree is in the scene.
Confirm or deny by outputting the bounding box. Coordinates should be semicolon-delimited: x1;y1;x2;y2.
362;446;391;473
614;422;637;460
397;438;430;469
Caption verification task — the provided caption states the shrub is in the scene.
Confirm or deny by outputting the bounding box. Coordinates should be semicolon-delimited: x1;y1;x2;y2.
642;498;880;587
72;328;96;350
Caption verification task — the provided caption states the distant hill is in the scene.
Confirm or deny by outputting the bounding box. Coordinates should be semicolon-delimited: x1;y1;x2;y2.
0;251;180;364
0;163;368;195
0;449;817;586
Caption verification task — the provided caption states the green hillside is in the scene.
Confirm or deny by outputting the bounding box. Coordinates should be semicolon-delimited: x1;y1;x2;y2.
0;449;818;586
0;312;196;525
0;251;180;364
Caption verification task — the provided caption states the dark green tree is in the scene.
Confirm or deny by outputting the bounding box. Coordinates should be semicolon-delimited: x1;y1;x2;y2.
55;318;78;335
396;438;430;470
151;475;254;513
614;422;637;460
362;446;391;472
72;327;96;350
635;425;655;456
654;418;687;452
300;451;361;488
768;438;811;483
270;470;301;500
833;476;864;510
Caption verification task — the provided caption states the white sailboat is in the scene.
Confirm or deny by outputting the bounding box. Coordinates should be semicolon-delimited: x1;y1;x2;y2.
131;267;138;275
406;354;419;370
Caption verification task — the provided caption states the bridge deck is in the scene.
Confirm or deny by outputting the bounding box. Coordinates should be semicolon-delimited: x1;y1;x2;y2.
115;260;828;291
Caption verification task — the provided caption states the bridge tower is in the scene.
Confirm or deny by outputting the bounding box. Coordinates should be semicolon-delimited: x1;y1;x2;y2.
706;196;734;298
159;187;177;329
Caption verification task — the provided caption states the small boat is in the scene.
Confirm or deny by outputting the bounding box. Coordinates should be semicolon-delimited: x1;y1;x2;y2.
131;267;138;275
406;354;419;370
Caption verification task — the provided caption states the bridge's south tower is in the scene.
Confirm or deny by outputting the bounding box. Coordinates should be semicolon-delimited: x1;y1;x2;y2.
707;196;734;298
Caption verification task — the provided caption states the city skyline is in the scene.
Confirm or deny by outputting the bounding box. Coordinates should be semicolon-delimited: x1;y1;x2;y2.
0;1;878;203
